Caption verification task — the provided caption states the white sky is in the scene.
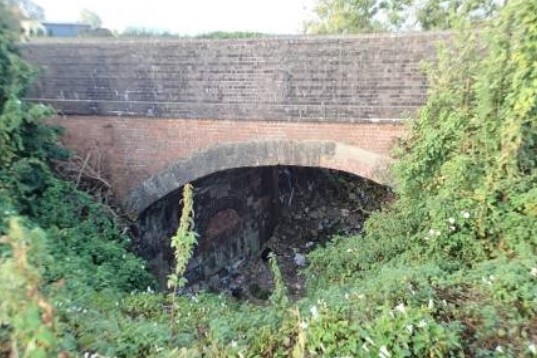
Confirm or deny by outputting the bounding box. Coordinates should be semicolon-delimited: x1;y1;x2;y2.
33;0;317;35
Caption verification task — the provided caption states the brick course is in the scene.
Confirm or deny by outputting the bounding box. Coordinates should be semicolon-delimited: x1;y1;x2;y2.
47;116;405;216
20;32;448;122
22;34;446;214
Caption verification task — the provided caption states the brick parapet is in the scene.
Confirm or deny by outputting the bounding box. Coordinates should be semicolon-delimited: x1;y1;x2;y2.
21;32;448;122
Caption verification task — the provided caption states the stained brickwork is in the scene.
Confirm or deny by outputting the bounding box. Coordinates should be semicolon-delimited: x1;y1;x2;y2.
18;34;448;214
46;116;405;217
138;167;278;287
20;32;448;122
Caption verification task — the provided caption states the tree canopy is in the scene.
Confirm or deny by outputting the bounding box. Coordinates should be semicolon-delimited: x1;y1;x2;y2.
6;0;44;21
304;0;502;34
79;8;102;29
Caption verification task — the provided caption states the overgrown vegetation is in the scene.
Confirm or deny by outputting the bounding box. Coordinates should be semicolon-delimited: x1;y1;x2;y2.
304;0;501;34
194;31;266;39
0;0;155;354
1;0;536;356
118;28;268;39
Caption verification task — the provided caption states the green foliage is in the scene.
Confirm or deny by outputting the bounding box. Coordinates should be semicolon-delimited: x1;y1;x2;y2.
168;183;198;292
268;253;289;310
304;0;501;34
0;218;57;357
194;31;266;39
416;0;499;30
299;0;537;355
6;0;45;21
305;0;405;34
79;8;102;29
119;29;267;39
167;183;198;336
120;27;176;38
2;0;537;356
0;4;154;356
388;0;537;266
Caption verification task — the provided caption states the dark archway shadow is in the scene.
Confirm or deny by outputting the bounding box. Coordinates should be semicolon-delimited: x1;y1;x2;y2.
124;140;391;218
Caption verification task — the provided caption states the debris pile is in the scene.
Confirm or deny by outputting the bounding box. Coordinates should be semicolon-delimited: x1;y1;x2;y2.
189;167;392;301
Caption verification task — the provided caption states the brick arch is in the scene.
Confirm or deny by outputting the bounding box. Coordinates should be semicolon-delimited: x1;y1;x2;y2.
124;140;391;218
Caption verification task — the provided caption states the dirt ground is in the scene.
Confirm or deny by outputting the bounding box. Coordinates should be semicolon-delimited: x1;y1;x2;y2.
211;168;393;303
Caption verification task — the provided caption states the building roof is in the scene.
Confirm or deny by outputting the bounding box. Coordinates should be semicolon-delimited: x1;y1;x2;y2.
42;22;92;28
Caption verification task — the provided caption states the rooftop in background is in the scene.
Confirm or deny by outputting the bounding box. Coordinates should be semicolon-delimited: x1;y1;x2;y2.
41;22;91;37
41;21;91;26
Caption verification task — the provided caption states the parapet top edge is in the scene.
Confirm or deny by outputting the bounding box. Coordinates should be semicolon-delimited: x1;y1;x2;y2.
17;30;455;47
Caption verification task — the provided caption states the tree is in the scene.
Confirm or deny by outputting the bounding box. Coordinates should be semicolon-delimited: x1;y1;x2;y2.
6;0;44;20
121;26;174;37
79;9;102;29
304;0;502;34
415;0;500;30
304;0;412;34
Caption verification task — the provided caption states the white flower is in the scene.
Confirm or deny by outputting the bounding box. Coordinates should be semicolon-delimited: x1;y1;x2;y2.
428;229;441;237
299;321;308;329
529;343;536;355
461;211;471;219
394;303;406;314
531;267;537;277
417;320;427;328
448;217;456;224
379;345;391;358
346;248;353;253
428;299;434;310
406;324;414;334
310;305;319;319
147;286;153;293
231;340;238;348
495;346;504;353
449;225;456;232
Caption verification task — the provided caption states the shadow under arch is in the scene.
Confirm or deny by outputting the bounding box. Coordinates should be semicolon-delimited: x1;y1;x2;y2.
124;140;391;218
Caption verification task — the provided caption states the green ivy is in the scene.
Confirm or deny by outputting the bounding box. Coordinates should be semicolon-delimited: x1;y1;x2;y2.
1;0;536;356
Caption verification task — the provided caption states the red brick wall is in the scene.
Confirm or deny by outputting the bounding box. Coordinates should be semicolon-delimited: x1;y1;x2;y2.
48;116;405;214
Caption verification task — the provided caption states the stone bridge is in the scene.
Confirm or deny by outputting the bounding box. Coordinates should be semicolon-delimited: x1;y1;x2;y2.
20;32;446;218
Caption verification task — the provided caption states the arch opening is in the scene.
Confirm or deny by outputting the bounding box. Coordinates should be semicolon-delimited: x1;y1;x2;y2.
133;164;393;300
124;140;392;219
